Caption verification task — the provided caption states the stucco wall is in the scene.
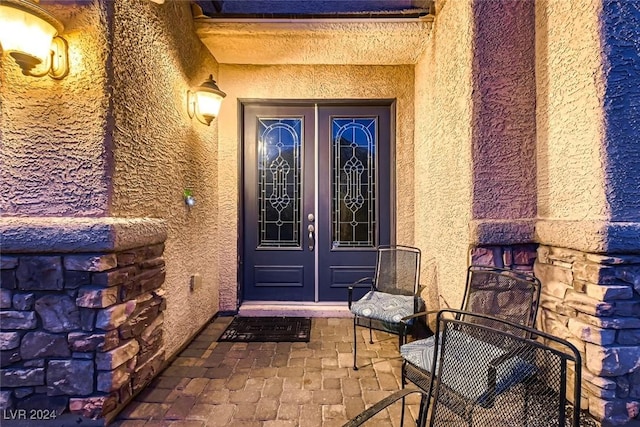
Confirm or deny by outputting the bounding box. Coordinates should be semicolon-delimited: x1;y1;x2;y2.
217;64;415;310
536;0;608;222
196;20;430;66
535;0;640;254
414;0;474;312
108;0;220;356
471;0;536;222
0;2;111;217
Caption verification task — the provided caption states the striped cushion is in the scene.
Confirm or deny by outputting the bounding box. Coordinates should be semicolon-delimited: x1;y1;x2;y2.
350;291;416;325
400;336;437;372
401;330;535;405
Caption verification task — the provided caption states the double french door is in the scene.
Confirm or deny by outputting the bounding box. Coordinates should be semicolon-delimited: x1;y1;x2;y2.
242;102;392;302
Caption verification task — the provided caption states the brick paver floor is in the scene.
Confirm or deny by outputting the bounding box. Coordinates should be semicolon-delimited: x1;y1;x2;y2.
114;317;421;427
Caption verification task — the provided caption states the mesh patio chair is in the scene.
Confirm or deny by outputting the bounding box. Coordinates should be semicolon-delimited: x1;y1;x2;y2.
400;266;541;400
348;245;424;370
343;309;582;427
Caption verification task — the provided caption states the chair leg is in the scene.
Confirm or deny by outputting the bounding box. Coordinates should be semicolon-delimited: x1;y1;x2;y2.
401;361;407;388
353;317;358;371
400;362;411;427
368;319;373;344
417;394;428;427
524;381;532;427
403;362;427;427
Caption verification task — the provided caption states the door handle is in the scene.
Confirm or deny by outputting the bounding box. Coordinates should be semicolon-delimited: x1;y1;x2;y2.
308;224;315;251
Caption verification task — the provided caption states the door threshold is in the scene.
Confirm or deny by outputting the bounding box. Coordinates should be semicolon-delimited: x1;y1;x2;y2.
238;301;352;318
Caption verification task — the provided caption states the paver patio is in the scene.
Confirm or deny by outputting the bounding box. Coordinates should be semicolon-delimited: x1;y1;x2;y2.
114;317;420;427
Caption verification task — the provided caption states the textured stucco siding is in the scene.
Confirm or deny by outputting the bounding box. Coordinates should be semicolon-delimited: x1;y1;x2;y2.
109;1;220;356
536;0;608;222
414;0;474;313
0;2;111;217
601;1;640;222
196;20;430;65
471;0;536;221
217;64;414;311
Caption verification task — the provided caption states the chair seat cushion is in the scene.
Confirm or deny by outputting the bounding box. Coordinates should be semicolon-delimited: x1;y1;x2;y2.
401;330;535;404
401;336;437;372
350;291;416;324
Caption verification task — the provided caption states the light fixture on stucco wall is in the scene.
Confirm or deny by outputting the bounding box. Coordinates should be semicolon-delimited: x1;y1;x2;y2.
187;74;226;126
0;0;69;79
183;189;196;207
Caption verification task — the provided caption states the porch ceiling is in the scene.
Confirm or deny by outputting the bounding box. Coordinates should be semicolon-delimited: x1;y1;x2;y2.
194;18;433;65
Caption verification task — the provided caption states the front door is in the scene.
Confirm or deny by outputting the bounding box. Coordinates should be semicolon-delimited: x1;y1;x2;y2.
242;102;392;302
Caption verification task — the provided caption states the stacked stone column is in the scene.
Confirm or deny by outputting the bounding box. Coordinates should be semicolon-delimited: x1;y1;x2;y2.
471;241;640;425
535;245;640;426
470;244;538;273
0;218;167;423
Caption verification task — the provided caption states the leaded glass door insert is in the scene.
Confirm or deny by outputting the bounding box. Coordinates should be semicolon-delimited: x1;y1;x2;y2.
332;118;377;248
258;118;302;248
242;103;392;302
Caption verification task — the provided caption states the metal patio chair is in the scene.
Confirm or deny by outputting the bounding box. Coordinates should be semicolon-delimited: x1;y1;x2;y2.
343;309;582;427
399;265;541;402
348;245;424;370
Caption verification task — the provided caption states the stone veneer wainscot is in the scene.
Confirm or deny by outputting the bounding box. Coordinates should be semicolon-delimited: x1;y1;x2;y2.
0;217;167;423
535;245;640;426
471;240;640;425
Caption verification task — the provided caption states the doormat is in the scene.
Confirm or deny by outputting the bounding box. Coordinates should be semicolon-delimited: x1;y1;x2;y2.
217;317;312;343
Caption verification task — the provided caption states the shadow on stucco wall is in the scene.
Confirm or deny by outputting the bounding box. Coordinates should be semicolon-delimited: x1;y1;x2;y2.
601;0;640;224
471;0;537;222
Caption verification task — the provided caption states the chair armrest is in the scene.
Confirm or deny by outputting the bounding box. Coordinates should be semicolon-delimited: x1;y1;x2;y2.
400;310;441;324
342;387;428;427
488;347;523;370
484;346;531;407
348;287;353;309
413;292;426;313
347;276;374;308
398;310;441;341
352;276;374;287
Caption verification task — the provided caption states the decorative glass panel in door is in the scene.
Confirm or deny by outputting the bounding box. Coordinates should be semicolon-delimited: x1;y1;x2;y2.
243;103;392;302
258;118;302;248
332;118;377;248
243;105;315;301
318;106;391;301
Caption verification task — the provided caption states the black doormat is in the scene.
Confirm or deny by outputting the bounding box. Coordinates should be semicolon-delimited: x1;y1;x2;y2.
217;316;312;343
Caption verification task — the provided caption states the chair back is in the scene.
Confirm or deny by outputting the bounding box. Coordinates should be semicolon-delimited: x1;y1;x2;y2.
374;245;421;296
428;309;582;427
458;266;541;338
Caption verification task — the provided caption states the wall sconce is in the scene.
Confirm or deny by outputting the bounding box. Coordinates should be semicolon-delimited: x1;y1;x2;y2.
187;74;226;126
0;0;69;79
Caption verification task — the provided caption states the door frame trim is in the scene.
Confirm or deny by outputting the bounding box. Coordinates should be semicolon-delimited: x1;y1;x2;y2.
313;104;320;301
237;98;397;309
